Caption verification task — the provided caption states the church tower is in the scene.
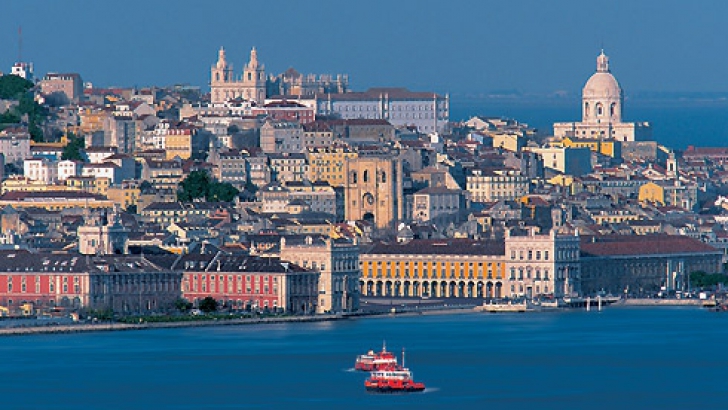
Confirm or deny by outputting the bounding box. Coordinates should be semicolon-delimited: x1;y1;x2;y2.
344;155;403;232
211;47;234;104
243;47;266;104
666;151;679;179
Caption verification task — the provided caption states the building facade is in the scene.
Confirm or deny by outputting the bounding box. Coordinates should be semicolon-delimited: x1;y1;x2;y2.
210;47;266;104
316;88;449;134
343;155;404;231
278;235;360;314
360;239;507;299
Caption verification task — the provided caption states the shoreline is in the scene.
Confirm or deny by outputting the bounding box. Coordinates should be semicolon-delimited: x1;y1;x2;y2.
0;314;349;336
0;298;713;336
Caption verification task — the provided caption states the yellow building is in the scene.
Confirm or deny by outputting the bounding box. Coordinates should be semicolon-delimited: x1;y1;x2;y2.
559;136;621;158
79;106;111;135
638;181;665;205
106;182;141;211
65;176;110;196
490;131;525;152
0;191;115;212
1;177;76;194
360;239;507;299
165;127;195;160
306;147;358;187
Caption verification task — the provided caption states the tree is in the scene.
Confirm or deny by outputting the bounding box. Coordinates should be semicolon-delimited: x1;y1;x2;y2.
177;170;239;202
690;271;728;289
177;170;211;202
198;297;218;313
174;298;192;312
0;75;33;100
61;132;85;161
207;181;239;202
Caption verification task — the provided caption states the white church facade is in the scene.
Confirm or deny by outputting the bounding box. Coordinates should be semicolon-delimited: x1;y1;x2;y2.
553;51;651;142
210;47;266;105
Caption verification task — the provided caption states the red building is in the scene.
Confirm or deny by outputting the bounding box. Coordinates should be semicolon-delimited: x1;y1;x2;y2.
252;100;315;124
0;251;182;315
163;253;318;314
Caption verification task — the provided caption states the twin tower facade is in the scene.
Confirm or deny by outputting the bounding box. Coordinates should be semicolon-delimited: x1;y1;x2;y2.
210;47;266;105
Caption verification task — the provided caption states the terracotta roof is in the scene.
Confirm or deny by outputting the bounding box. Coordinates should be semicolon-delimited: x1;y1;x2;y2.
580;234;719;257
364;239;504;256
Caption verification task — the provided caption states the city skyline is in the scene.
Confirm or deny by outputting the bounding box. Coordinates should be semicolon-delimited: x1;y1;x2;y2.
3;0;728;96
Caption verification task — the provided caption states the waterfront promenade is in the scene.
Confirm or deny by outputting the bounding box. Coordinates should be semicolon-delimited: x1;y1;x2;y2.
0;314;347;336
0;296;710;336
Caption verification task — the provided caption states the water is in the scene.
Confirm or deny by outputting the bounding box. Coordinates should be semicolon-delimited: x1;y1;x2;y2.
0;307;726;409
449;97;728;149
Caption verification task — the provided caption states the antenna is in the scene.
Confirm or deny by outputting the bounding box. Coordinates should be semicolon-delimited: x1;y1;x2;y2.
18;26;22;62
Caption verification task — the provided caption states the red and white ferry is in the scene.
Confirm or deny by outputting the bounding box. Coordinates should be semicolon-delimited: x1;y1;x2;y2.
364;350;426;393
354;341;398;371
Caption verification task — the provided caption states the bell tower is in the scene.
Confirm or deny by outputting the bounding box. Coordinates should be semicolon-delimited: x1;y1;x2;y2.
243;47;266;104
211;47;234;104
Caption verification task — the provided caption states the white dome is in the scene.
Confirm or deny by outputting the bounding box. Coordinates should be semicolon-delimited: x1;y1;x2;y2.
583;72;621;98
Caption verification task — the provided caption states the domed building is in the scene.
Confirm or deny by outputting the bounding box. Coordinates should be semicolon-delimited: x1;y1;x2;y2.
554;51;651;142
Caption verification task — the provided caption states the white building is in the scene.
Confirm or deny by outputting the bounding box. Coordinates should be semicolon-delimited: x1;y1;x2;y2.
316;87;448;134
23;158;58;184
210;47;266;104
504;228;581;298
466;169;530;202
58;160;83;181
553;51;651;142
10;62;33;81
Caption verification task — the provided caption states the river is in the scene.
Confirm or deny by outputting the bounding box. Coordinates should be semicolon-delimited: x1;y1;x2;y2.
0;306;725;409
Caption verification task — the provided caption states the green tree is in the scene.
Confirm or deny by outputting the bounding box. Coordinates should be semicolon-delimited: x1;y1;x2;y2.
177;170;211;202
207;181;239;202
198;297;218;313
0;75;33;99
690;271;728;289
177;170;239;202
174;298;192;312
61;133;85;161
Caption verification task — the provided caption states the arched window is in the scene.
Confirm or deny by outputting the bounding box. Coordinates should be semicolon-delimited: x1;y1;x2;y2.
381;171;387;183
596;103;603;116
216;73;220;82
584;102;590;117
248;73;252;81
351;171;358;184
610;103;616;116
363;170;369;182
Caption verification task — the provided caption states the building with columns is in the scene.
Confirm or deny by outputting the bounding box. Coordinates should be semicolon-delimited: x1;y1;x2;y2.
504;228;581;298
553;51;651;142
278;235;360;314
210;47;266;104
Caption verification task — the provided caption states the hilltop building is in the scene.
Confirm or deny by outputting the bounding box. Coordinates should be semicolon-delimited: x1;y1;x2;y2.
210;47;266;104
553;51;651;142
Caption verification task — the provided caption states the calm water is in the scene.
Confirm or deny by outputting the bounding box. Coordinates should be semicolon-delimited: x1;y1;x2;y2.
450;98;728;149
0;307;726;409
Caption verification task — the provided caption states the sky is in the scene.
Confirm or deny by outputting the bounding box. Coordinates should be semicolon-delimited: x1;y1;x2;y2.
2;0;728;98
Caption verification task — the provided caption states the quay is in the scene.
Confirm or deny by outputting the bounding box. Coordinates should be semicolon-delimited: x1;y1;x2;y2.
0;314;347;336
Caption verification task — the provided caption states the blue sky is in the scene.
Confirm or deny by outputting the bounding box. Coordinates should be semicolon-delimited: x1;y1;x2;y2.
2;0;727;96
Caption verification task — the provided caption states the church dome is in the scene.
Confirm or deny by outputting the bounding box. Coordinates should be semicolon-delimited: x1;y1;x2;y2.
582;50;621;98
583;72;621;98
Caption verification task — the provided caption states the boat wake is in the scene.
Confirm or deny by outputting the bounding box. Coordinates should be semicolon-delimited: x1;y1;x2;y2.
423;387;439;394
343;367;357;372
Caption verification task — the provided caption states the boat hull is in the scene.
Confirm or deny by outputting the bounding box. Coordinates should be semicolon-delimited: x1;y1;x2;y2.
365;385;425;393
